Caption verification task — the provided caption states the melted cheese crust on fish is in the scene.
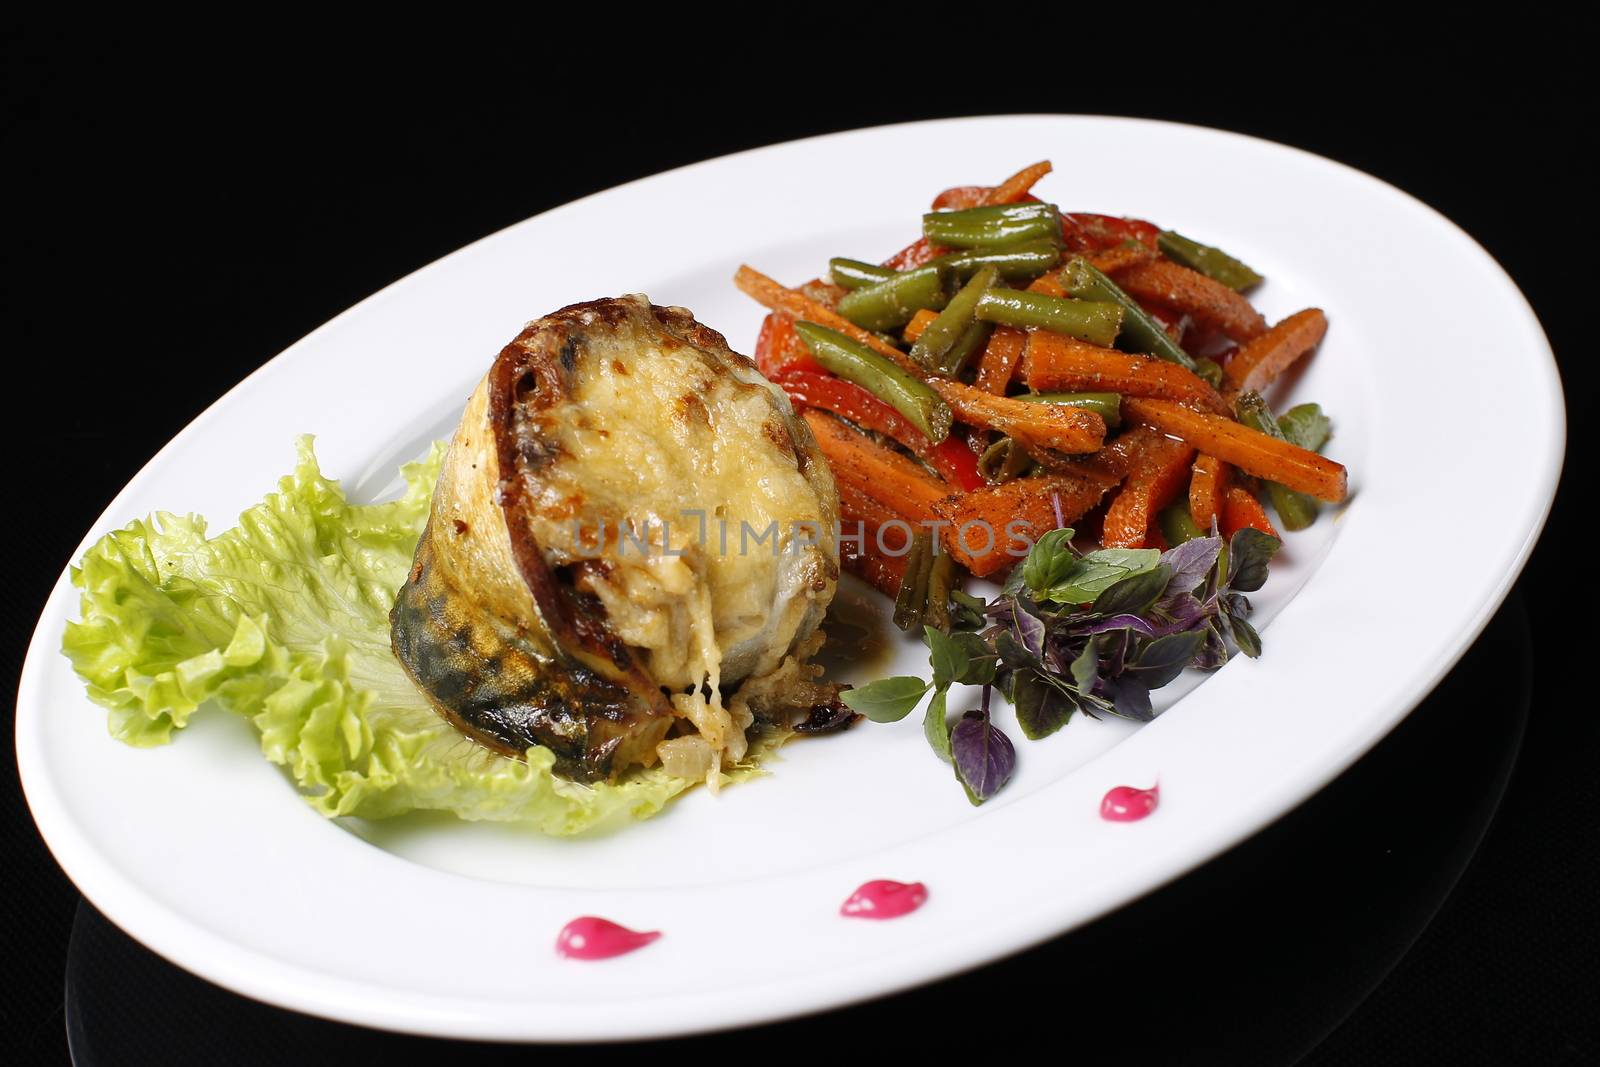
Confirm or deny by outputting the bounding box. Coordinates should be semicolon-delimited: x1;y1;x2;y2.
390;296;838;784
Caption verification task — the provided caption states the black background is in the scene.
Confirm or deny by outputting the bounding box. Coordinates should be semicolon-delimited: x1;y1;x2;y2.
4;29;1593;1065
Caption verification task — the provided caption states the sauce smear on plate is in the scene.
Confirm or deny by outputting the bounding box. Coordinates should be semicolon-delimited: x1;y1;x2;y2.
556;917;661;960
841;879;928;919
1100;783;1160;822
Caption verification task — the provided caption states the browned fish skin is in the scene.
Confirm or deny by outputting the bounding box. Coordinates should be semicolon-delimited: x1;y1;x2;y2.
390;296;836;782
390;528;668;781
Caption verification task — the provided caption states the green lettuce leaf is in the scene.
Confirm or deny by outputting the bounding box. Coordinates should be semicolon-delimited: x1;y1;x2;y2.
61;436;743;836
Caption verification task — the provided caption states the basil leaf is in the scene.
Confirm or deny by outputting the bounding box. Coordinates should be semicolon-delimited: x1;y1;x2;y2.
1043;548;1161;605
949;630;996;684
1081;612;1159;638
841;676;931;723
1106;676;1154;722
951;711;1017;804
1013;669;1074;740
1131;630;1208;689
1204;539;1228;600
1193;622;1230;670
923;687;952;762
994;629;1042;671
1229;613;1263;658
1102;627;1132;677
1159;535;1223;596
1069;635;1101;694
1278;403;1331;452
961;653;998;688
1001;565;1027;598
1226;528;1280;593
1022;528;1077;594
926;626;968;690
1012;600;1047;658
1092;563;1173;617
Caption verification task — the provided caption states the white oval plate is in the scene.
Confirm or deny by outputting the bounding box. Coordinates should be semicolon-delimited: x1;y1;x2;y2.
17;116;1563;1041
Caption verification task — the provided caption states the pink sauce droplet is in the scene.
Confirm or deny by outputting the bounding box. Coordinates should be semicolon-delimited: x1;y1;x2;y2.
1100;783;1160;822
840;879;929;920
555;917;661;960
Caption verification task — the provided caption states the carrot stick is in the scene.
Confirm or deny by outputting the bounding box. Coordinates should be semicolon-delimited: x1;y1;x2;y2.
1221;485;1279;539
1024;332;1229;414
1122;397;1347;502
1101;435;1196;548
1188;454;1229;531
1079;425;1166;483
735;265;927;377
801;410;950;522
928;376;1106;454
837;478;903;532
840;535;907;597
1027;424;1167;486
903;308;939;343
983;160;1053;206
932;474;1108;576
1026;272;1069;298
1111;259;1267;341
974;327;1027;395
1223;308;1328;395
799;277;847;309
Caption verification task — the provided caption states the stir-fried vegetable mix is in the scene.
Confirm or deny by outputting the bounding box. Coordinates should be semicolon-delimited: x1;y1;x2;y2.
734;160;1346;803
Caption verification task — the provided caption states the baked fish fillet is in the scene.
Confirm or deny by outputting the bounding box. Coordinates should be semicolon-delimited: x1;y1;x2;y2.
391;296;839;783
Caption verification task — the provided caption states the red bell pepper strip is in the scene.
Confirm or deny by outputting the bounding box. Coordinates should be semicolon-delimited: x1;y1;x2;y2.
927;434;985;492
778;370;984;491
882;237;942;271
754;312;823;378
1063;213;1161;253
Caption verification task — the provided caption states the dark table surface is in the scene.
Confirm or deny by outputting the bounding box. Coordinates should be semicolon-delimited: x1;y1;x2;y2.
4;32;1593;1064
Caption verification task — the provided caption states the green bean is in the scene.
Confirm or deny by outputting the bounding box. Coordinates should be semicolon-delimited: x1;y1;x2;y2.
1060;257;1197;370
1192;357;1224;389
1010;391;1122;428
924;550;956;634
911;265;999;374
793;321;952;443
949;589;987;630
1261;473;1320;532
943;321;994;377
1157;230;1263;291
1235;392;1320;531
922;202;1064;250
1278;403;1331;452
973;289;1123;348
828;257;895;290
977;437;1035;483
835;263;952;331
1158;502;1204;546
978;437;1010;483
893;532;934;632
929;240;1061;281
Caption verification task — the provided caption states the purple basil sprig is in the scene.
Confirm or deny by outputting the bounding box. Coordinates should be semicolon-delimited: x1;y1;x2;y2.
843;526;1280;805
951;689;1016;804
995;526;1280;738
